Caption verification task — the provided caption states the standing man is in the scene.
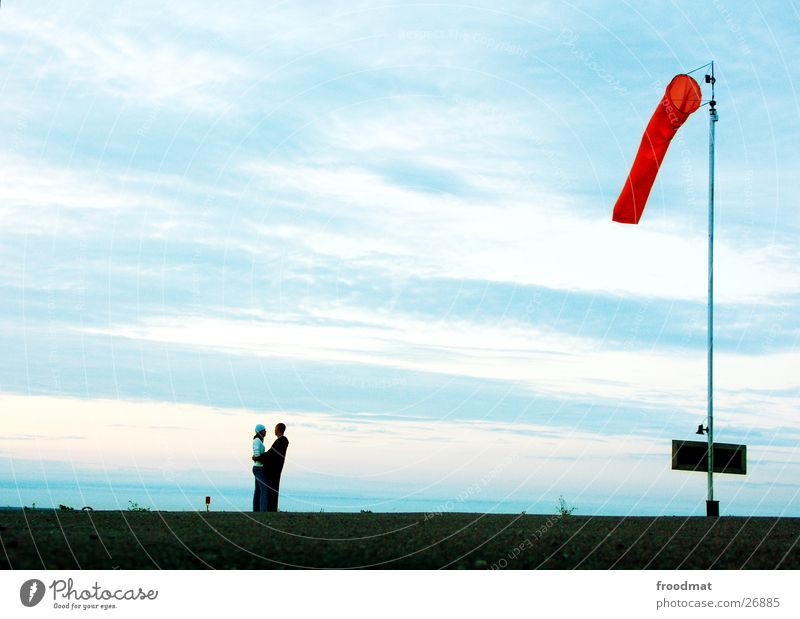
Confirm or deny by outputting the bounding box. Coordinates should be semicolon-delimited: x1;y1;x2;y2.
252;424;268;512
254;423;289;512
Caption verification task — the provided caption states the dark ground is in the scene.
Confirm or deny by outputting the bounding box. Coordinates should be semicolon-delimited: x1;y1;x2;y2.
1;511;798;569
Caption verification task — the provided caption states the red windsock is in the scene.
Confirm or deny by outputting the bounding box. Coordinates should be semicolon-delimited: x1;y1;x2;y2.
612;74;702;224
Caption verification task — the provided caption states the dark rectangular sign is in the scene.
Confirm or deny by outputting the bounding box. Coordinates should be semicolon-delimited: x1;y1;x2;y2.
671;440;747;475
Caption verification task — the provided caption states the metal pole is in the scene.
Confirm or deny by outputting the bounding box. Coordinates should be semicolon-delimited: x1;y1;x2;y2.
707;63;718;513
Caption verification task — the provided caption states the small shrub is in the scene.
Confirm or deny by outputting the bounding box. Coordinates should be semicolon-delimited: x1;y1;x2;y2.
557;495;575;518
127;500;151;512
59;504;75;511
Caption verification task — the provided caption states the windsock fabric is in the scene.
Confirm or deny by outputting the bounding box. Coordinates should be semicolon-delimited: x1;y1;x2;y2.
612;74;702;224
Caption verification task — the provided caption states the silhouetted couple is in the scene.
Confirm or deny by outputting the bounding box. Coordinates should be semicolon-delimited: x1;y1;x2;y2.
252;423;289;512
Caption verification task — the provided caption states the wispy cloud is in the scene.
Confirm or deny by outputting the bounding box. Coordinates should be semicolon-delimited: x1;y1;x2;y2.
80;306;800;429
243;158;799;304
0;3;252;111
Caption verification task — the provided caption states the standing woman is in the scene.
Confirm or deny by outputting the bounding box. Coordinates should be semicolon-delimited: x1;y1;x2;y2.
252;424;268;512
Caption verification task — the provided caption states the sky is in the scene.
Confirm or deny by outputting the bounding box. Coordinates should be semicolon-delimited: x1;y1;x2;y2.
1;0;798;516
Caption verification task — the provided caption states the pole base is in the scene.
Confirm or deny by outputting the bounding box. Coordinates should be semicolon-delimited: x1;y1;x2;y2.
706;500;719;517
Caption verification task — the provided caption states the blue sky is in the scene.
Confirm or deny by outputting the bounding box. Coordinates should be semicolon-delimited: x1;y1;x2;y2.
1;1;798;515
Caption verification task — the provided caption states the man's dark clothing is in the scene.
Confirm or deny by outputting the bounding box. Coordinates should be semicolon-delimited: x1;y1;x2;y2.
255;435;289;512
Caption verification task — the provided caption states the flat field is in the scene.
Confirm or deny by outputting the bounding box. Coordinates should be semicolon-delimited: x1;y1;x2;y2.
2;511;798;569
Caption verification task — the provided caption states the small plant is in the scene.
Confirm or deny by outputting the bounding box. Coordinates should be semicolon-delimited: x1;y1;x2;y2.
59;504;75;511
127;500;151;512
23;502;37;511
557;495;575;518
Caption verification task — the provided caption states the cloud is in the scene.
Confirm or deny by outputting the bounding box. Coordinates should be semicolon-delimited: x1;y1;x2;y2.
0;153;172;223
0;392;645;479
79;305;800;430
0;3;251;111
244;157;799;304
